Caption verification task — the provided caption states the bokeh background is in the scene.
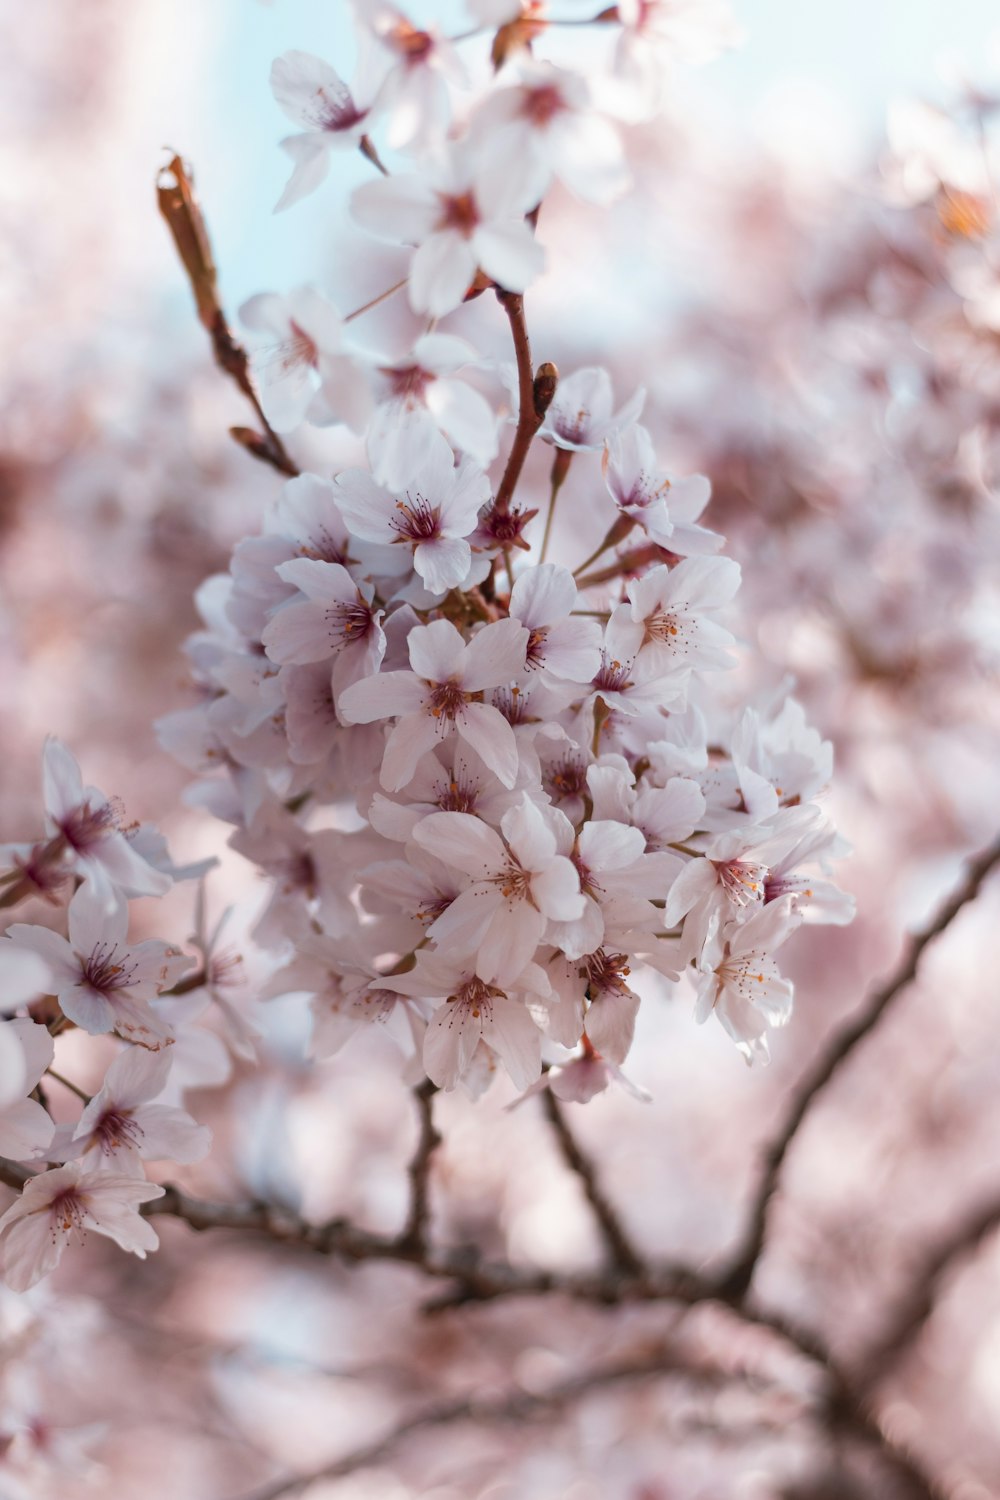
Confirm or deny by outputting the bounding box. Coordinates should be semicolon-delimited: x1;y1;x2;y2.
2;2;1000;1497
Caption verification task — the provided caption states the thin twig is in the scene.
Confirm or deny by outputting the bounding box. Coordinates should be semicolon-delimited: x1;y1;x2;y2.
853;1190;1000;1392
156;154;298;479
397;1079;440;1251
228;1340;767;1500
542;1091;644;1276
721;835;1000;1299
493;291;550;513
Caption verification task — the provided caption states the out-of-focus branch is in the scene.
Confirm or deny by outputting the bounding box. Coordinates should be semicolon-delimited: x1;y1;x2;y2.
493;290;556;513
231;1340;776;1500
542;1090;644;1276
853;1190;1000;1393
397;1079;440;1252
156;153;299;479
721;836;1000;1300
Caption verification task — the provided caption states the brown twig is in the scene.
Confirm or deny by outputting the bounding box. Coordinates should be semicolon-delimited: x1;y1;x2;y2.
156;154;298;479
493;291;554;513
853;1190;1000;1393
542;1090;644;1276
721;835;1000;1300
397;1079;440;1252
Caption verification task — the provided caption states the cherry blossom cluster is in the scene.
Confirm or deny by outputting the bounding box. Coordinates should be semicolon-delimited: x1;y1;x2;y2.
157;0;851;1105
0;741;237;1292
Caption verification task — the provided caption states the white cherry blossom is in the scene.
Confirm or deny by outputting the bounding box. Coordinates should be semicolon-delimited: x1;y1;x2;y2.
270;50;374;211
63;1048;210;1176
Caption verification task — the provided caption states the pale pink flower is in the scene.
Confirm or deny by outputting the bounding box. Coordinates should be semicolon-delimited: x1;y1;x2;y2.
537;366;644;453
5;886;190;1050
0;1022;54;1162
609;558;740;678
384;950;548;1091
338;617;529;790
41;739;171;912
353;1;466;150
0;1165;164;1292
469;60;628;206
367;333;499;483
351;148;544;317
241;287;372;433
270;50;373;211
509;564;603;685
0;946;53;1011
694;902;801;1064
613;0;743;118
262;559;386;700
603;425;722;554
334;440;490;594
62;1048;210;1176
411;796;584;983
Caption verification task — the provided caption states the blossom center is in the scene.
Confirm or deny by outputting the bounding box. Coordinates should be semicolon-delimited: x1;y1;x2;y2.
94;1108;145;1155
48;1188;87;1237
438;191;480;237
521;84;566;127
426;678;471;722
325;599;374;647
82;941;137;994
392;493;441;542
713;859;767;909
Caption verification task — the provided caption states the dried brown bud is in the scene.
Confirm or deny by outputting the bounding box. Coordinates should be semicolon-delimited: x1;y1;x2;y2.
533;361;558;419
156;154;220;335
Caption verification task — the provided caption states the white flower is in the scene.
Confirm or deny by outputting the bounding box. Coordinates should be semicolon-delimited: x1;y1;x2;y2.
538;366;644;453
241;287;373;434
262;559;386;701
0;1165;164;1292
0;1022;54;1162
41;739;171;912
694;902;800;1064
270;51;373;212
609;558;740;678
469;60;628;206
384;950;548;1091
5;886;190;1050
509;564;603;685
63;1048;211;1176
351;147;544;317
338;617;529;790
367;333;499;483
603;425;722;555
353;2;466;150
334;440;490;594
412;796;584;983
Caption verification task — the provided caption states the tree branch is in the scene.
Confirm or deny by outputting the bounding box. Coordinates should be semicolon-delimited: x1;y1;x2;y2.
492;291;554;514
156;154;299;479
721;836;1000;1300
853;1190;1000;1393
542;1090;645;1276
397;1079;440;1252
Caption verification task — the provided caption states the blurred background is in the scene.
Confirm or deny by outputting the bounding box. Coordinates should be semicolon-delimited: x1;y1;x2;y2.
2;2;1000;1497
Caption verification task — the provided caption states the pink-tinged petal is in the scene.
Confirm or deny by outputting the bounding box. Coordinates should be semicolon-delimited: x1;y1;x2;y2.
585;986;640;1064
0;1099;54;1162
427;380;498;464
537;620;603;682
271;51;356;131
532;857;586;923
42;738;85;824
426;887;497;954
460;619;529;691
509;564;577;629
407;618;466;683
332;469;398;543
351;175;441;243
2;1209;66;1291
423;1001;481;1090
482;998;542;1090
663;857;718;925
8;1020;53;1090
476;904;546;985
471;221;545;294
107;994;174;1052
338;671;427;724
101;1046;173;1110
0;939;60;1004
579;820;646;871
412;811;505;877
317;353;375;433
500;795;556;870
413;536;472;595
380;714;442;792
274;133;331;212
409;234;478;318
262;601;332;665
56;985;116;1037
456;704;520;789
275;558;357;603
132;1106;212;1164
